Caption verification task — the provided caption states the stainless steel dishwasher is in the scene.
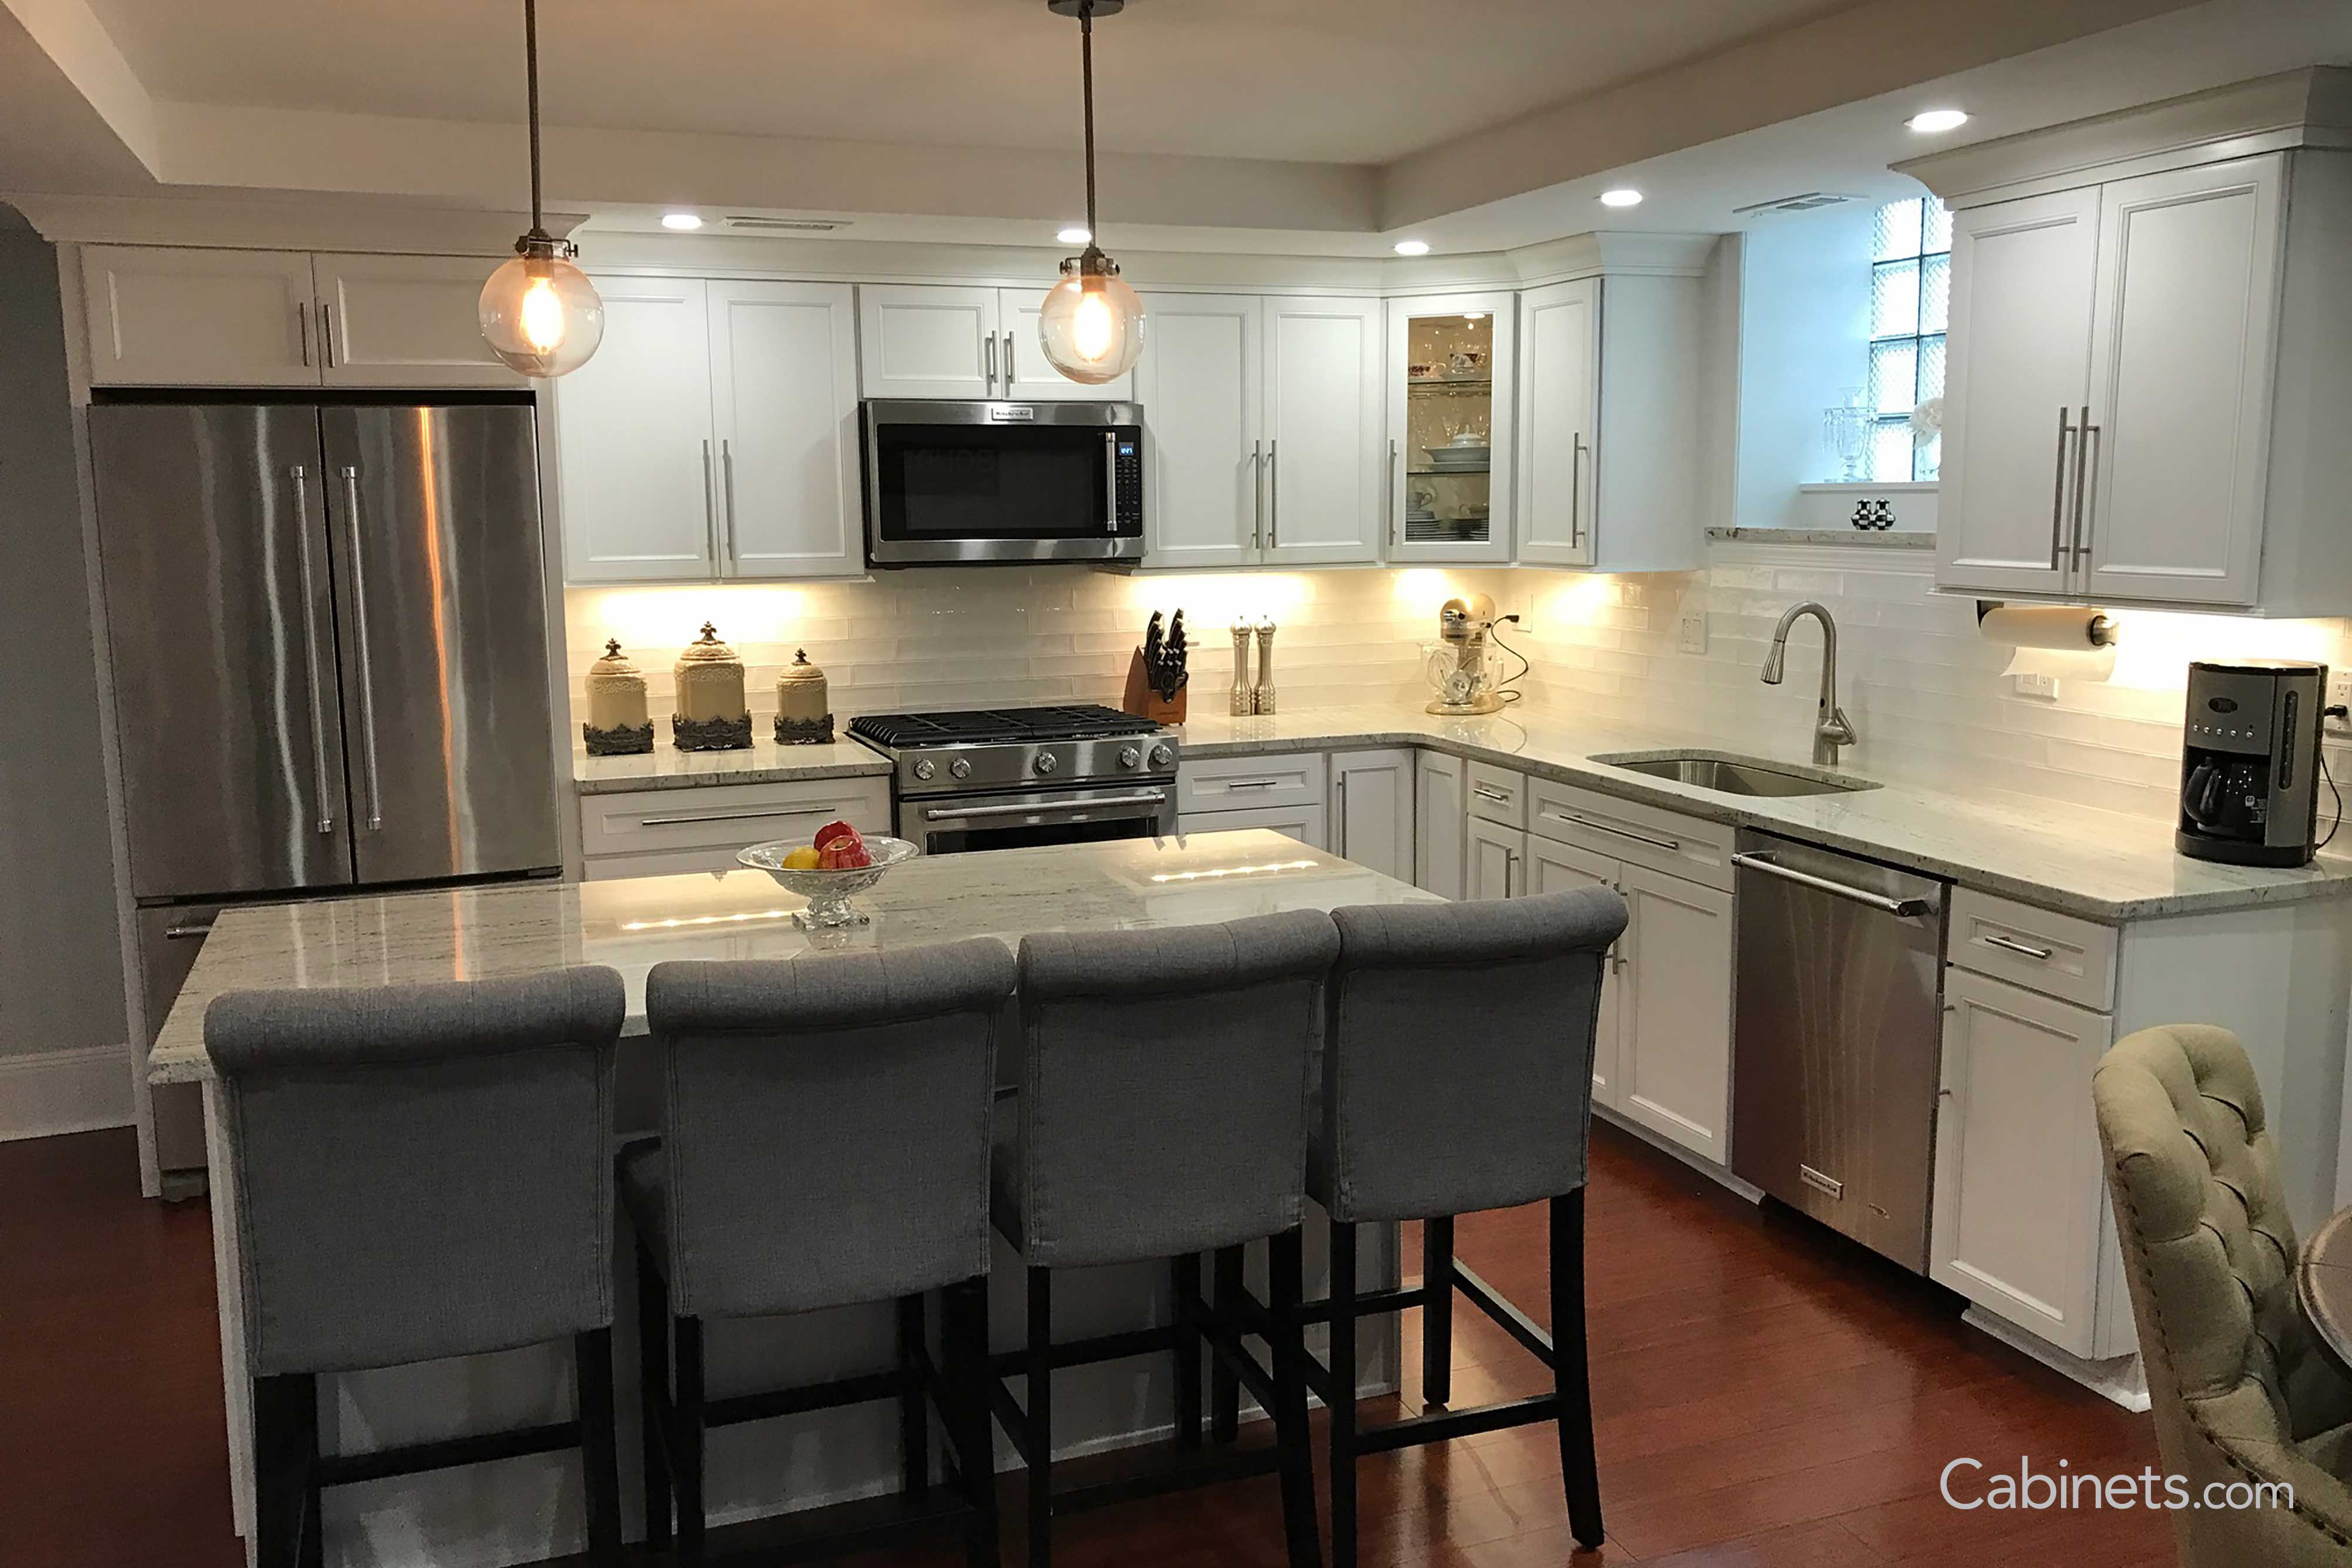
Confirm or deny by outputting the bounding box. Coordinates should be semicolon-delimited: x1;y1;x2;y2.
1731;830;1949;1272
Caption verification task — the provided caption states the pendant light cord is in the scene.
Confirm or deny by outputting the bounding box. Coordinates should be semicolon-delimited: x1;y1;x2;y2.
524;0;546;238
1080;0;1098;240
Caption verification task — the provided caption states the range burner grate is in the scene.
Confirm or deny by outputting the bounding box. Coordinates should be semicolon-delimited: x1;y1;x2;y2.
849;704;1162;748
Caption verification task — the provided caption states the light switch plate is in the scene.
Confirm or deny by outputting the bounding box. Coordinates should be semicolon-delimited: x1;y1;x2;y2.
1679;614;1708;656
2014;672;2060;701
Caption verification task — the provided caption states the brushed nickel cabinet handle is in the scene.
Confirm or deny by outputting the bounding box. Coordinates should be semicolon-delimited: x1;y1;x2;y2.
1251;440;1265;550
2049;406;2075;571
701;440;717;560
1267;439;1279;548
320;304;336;370
984;332;997;393
1472;784;1511;803
164;922;215;941
1222;778;1282;792
1570;434;1588;550
296;306;310;367
2073;417;2102;569
2067;403;2094;575
637;805;833;828
1549;810;1679;852
1003;330;1017;386
1980;931;2056;961
1389;439;1401;547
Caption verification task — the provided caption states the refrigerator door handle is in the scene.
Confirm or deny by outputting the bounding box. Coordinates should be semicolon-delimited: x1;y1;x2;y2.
287;465;336;836
339;464;385;833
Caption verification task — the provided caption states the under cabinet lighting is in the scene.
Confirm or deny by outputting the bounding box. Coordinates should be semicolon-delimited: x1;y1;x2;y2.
1906;108;1969;134
1599;188;1643;208
1394;239;1431;256
660;212;704;230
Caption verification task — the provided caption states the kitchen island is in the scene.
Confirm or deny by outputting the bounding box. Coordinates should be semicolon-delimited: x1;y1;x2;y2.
153;831;1431;1568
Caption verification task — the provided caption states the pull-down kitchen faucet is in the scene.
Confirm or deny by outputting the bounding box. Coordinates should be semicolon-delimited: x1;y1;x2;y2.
1760;601;1856;767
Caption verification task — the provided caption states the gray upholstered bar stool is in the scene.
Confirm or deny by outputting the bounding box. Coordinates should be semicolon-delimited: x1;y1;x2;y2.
621;939;1018;1566
204;967;629;1568
989;909;1340;1568
1293;888;1628;1568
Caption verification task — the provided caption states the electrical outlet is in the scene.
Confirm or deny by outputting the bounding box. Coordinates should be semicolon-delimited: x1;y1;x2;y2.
2329;674;2352;719
1679;614;1708;656
2013;671;2060;701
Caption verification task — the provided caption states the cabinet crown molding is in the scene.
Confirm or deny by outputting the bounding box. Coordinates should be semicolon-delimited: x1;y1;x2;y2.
1896;66;2352;211
2;194;587;255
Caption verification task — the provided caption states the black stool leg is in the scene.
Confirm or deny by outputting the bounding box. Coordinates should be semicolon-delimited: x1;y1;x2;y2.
297;1375;323;1568
253;1372;315;1568
1209;1243;1245;1443
1328;1218;1359;1568
1550;1191;1603;1550
675;1315;708;1562
1025;1267;1054;1568
575;1329;623;1564
941;1276;1001;1568
636;1245;673;1549
1422;1216;1455;1409
900;1293;932;1502
1268;1227;1322;1568
1170;1252;1203;1450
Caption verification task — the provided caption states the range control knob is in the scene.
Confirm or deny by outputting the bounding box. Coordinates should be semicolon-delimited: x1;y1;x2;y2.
1034;751;1060;776
1148;743;1175;768
1118;745;1141;768
911;758;936;781
948;757;973;780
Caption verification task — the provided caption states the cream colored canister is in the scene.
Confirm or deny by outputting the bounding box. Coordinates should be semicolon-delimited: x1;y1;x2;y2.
673;623;753;751
582;640;654;755
774;648;834;744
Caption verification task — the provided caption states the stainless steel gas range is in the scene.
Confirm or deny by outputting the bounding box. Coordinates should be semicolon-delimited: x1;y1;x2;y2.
847;705;1180;854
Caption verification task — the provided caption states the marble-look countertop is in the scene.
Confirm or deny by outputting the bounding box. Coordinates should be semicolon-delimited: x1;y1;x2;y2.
1705;527;1934;549
574;735;890;794
148;830;1434;1084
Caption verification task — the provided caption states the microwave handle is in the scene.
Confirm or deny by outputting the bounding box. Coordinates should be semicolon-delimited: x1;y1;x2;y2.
1104;432;1121;534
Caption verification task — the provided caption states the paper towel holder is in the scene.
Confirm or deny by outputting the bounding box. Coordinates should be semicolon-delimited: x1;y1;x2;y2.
1973;599;2120;648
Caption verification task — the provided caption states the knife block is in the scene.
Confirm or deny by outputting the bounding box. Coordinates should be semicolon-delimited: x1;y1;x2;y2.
1120;648;1187;724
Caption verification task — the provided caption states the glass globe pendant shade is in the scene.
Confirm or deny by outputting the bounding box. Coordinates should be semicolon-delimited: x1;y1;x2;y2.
479;239;604;377
1038;254;1144;384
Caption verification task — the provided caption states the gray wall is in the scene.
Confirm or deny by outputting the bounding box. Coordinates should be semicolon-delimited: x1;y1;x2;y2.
0;209;129;1061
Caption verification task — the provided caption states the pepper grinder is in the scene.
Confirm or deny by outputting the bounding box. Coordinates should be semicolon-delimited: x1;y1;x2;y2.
1252;616;1278;716
1230;618;1255;715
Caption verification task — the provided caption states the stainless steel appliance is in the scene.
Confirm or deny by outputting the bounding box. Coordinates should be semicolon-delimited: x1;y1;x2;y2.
847;705;1177;854
89;400;562;1185
861;399;1144;566
2177;658;2328;867
1730;831;1949;1272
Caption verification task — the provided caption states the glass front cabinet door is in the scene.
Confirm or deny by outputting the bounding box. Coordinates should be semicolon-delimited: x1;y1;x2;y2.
1384;292;1517;564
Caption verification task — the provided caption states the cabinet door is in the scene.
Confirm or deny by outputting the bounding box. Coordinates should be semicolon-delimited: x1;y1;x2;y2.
1616;863;1733;1164
1464;817;1524;902
1936;189;2100;597
2079;156;2284;607
1134;293;1264;567
1330;748;1415;882
1387;292;1516;564
998;286;1133;400
857;284;998;399
552;278;716;583
80;245;320;387
1514;279;1600;567
1930;967;2113;1357
1414;750;1466;900
1177;803;1327;851
707;280;864;579
1264;296;1384;565
312;253;526;389
1526;837;1625;1109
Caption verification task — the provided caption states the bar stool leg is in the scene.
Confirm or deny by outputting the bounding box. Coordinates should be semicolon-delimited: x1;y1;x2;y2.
1549;1191;1604;1550
1328;1218;1359;1568
575;1329;623;1564
941;1276;1001;1568
675;1315;708;1561
1422;1216;1454;1408
252;1372;315;1568
1170;1252;1203;1450
1025;1267;1054;1568
1268;1227;1323;1568
298;1374;323;1568
900;1294;932;1502
636;1245;673;1549
1209;1243;1245;1443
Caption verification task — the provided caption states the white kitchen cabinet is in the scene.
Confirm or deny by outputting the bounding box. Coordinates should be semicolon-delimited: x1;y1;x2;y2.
1613;863;1734;1164
579;775;893;880
1514;273;1703;571
1525;835;1624;1109
553;278;717;583
1385;292;1516;564
857;283;1127;402
1264;296;1385;566
1134;293;1264;568
1177;803;1327;851
1414;750;1466;900
312;253;527;389
706;281;864;579
1930;965;2114;1358
1329;748;1415;882
1465;815;1524;902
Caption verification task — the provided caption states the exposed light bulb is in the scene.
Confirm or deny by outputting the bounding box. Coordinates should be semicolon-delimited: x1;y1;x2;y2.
1057;226;1093;245
1906;108;1969;133
1038;256;1144;383
660;212;704;230
1599;188;1644;208
520;276;567;352
1073;289;1115;362
480;243;604;377
1394;239;1431;256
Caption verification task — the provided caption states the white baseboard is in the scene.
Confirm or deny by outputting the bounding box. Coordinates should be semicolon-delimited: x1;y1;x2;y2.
1595;1104;1766;1203
0;1044;135;1142
1961;1306;2151;1413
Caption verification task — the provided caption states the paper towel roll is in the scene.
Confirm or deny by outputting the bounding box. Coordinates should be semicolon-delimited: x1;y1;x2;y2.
1980;605;2117;681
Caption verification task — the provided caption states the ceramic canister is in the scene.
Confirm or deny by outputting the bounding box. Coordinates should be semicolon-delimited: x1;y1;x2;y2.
774;648;834;744
582;639;654;755
673;623;753;751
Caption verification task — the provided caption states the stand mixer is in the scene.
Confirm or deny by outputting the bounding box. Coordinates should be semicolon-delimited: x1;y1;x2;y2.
1423;594;1527;716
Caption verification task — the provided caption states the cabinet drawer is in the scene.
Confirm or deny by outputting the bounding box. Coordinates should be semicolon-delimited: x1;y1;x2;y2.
1178;753;1328;814
1948;888;2117;1011
1466;762;1528;829
1527;780;1734;891
1177;802;1327;851
580;777;891;861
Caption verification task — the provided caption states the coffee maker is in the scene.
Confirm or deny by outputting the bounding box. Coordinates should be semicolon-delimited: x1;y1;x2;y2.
2176;659;2327;867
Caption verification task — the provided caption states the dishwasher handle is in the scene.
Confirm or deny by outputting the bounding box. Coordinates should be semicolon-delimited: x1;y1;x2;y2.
1732;851;1935;918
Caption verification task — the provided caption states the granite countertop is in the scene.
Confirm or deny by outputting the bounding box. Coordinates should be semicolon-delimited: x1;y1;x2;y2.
1705;527;1934;549
147;830;1434;1084
574;735;891;794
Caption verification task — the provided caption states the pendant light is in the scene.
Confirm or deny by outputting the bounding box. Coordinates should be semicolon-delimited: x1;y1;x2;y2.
1037;0;1144;383
479;0;604;377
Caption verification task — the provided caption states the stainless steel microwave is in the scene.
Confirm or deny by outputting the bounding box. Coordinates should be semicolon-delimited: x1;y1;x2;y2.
861;399;1144;566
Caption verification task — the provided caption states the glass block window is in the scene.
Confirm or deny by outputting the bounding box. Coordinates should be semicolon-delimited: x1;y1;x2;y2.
1869;196;1949;481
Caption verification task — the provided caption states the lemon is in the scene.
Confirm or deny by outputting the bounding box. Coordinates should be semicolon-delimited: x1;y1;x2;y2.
781;845;822;870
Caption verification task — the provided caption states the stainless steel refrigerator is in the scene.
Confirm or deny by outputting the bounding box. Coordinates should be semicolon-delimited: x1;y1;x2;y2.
89;401;563;1187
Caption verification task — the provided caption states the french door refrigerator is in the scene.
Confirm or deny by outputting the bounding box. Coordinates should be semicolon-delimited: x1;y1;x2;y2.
89;400;563;1189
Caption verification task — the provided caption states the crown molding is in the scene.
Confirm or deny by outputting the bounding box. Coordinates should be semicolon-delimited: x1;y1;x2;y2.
0;193;587;253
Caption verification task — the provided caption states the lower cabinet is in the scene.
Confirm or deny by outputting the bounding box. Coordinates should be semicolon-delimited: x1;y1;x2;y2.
1415;751;1466;899
1329;748;1415;882
577;776;893;880
1177;802;1327;849
1525;835;1623;1108
1465;815;1522;901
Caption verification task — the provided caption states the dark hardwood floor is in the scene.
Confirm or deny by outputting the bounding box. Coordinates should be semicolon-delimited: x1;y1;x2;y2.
0;1122;2174;1567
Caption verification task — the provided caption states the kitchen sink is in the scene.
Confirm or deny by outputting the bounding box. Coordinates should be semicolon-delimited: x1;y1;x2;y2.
1588;751;1880;798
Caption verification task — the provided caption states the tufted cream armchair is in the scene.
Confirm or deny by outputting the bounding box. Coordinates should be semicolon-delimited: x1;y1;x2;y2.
2094;1024;2352;1566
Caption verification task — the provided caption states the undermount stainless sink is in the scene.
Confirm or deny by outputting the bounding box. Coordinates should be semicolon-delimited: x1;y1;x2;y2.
1588;751;1880;798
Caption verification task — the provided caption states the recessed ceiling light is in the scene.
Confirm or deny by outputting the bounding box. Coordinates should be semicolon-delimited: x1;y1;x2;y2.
1057;226;1093;245
1599;188;1643;208
1394;239;1431;256
1906;108;1969;134
1462;312;1485;322
660;212;703;230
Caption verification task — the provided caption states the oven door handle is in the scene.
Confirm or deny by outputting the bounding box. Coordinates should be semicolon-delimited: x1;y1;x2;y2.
924;791;1168;823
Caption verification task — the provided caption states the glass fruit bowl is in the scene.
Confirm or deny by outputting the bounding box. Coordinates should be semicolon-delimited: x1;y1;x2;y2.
737;835;921;928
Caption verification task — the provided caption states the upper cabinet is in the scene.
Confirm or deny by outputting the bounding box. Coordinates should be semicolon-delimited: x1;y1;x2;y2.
1385;292;1516;565
79;245;525;389
1262;295;1385;566
857;283;1128;402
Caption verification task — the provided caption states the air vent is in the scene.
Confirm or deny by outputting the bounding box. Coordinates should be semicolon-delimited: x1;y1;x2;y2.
725;216;852;233
1732;191;1867;217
